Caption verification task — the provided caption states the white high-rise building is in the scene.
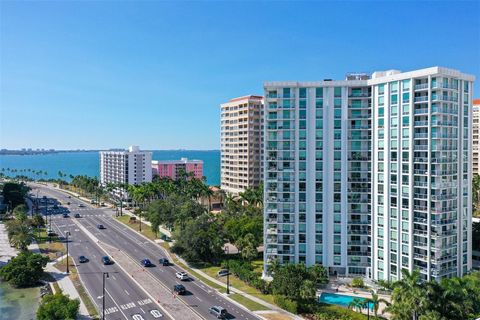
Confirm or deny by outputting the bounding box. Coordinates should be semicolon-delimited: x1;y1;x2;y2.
100;146;152;188
472;99;480;176
263;67;475;282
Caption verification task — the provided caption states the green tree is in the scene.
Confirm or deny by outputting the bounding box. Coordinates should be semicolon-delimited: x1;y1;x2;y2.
13;204;28;221
2;182;30;209
8;223;35;250
172;213;224;264
0;251;48;287
385;269;426;320
368;291;389;318
236;233;258;260
36;293;80;320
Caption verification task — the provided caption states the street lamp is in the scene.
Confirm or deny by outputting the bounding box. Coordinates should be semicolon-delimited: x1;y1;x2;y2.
224;245;230;295
65;231;71;274
102;272;109;320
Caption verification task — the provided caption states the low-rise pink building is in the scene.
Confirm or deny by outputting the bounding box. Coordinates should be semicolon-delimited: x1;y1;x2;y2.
152;158;203;180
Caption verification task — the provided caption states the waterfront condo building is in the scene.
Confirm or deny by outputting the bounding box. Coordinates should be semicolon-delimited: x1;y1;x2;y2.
152;158;203;180
221;95;264;195
472;99;480;176
100;146;153;188
263;67;475;282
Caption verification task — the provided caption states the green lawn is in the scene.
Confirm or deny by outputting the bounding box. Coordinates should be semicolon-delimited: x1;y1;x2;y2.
229;293;270;311
198;262;276;305
36;228;65;261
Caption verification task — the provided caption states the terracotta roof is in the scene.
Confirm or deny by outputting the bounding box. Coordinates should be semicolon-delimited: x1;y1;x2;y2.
228;95;263;103
474;99;480;105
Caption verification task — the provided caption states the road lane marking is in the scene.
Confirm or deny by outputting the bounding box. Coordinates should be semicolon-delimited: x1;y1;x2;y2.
105;288;129;319
124;289;130;295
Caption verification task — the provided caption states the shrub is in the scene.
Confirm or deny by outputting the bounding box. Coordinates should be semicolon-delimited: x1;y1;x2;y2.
351;277;365;288
274;295;298;314
0;251;48;287
37;293;80;320
221;259;270;293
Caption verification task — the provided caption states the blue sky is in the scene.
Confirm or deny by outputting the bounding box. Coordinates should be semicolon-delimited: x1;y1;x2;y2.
1;1;479;150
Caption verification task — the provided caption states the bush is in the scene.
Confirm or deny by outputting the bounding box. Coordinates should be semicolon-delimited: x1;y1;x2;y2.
351;277;365;288
0;251;48;287
274;295;298;314
221;259;270;293
37;293;80;320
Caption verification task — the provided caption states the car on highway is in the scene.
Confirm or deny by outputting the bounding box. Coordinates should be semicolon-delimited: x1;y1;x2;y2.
141;259;153;267
173;284;186;295
68;196;72;199
175;271;189;281
78;203;85;208
62;213;69;218
74;213;81;218
47;229;56;236
67;202;71;205
209;306;227;319
97;224;105;229
79;255;89;263
158;258;169;266
217;269;229;277
102;256;113;265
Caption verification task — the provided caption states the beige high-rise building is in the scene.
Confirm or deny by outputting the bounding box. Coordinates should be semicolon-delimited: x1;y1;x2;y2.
473;99;480;176
220;95;264;195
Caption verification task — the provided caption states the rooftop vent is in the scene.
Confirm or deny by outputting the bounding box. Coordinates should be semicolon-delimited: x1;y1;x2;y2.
346;72;370;80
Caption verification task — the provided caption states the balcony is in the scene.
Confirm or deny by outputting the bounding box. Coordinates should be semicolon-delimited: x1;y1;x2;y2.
414;83;429;90
414;96;429;103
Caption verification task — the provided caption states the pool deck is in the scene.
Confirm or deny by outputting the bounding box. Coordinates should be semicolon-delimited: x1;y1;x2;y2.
320;279;391;317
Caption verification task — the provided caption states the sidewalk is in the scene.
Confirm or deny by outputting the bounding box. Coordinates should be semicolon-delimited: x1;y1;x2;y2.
45;261;90;319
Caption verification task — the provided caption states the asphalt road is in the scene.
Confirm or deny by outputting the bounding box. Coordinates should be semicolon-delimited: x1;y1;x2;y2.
34;186;171;320
32;184;259;320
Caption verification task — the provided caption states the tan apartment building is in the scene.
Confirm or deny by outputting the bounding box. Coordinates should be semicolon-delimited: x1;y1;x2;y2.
473;99;480;176
220;95;264;195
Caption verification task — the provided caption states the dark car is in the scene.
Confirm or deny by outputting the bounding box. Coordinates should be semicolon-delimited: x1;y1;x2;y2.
79;255;89;263
209;306;227;319
173;284;186;295
102;256;113;265
74;213;81;218
141;259;153;267
97;224;105;229
158;258;169;266
62;213;69;218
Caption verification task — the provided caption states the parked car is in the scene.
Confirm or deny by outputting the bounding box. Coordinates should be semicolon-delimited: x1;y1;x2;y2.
209;306;227;319
173;284;186;295
74;213;81;218
158;258;169;266
79;255;89;263
175;271;189;281
97;224;105;229
141;259;153;267
217;269;229;277
102;256;113;265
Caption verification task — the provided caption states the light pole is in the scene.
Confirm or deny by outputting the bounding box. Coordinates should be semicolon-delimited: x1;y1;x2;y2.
65;231;71;274
103;272;109;320
139;211;142;232
224;245;230;295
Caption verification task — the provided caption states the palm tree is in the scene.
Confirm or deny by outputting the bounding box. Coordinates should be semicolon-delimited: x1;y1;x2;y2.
8;223;35;251
385;269;425;320
368;290;389;318
473;175;480;210
348;297;366;313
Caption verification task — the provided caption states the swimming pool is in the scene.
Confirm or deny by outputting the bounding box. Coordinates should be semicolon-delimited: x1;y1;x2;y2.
319;292;374;310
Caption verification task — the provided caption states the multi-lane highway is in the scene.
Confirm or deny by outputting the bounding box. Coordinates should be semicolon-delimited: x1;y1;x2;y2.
37;190;169;320
32;183;259;320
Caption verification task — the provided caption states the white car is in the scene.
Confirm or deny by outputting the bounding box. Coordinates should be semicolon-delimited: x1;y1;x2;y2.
175;271;189;281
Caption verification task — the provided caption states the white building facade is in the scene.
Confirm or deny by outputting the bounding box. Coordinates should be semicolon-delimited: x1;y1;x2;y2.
100;146;153;188
263;67;475;282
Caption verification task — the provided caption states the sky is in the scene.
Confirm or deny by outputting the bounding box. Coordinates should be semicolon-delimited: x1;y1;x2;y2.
1;1;479;150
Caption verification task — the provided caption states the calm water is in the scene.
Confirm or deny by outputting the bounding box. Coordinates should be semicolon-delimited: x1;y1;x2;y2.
319;292;374;310
0;150;221;186
0;281;40;320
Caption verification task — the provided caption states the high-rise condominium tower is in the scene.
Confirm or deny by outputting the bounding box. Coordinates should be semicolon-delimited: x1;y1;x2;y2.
263;67;475;282
100;146;152;188
221;95;264;195
472;99;480;176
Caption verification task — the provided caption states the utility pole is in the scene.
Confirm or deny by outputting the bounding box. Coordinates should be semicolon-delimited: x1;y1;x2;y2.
224;245;230;294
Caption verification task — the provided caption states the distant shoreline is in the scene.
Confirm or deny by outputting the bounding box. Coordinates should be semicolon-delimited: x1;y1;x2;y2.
0;149;220;156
